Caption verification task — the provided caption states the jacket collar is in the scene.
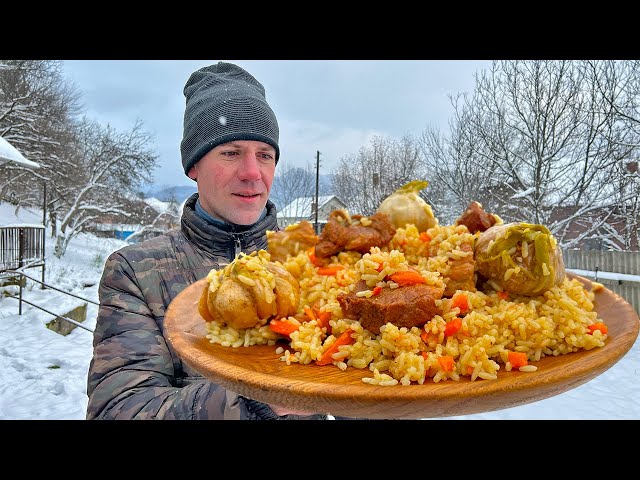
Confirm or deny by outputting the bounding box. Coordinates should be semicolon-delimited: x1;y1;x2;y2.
180;193;278;257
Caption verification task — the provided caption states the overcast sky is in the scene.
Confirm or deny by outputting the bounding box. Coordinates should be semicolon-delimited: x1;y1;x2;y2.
61;60;491;189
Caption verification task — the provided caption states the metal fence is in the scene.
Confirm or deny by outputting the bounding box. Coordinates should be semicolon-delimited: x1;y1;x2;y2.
0;225;45;269
562;249;640;314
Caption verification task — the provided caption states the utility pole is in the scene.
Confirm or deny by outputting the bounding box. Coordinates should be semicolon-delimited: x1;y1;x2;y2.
314;150;320;234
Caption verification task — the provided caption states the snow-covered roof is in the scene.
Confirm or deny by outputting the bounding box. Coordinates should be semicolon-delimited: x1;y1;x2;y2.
92;223;144;232
0;137;40;169
278;195;339;218
144;197;171;214
0;224;45;229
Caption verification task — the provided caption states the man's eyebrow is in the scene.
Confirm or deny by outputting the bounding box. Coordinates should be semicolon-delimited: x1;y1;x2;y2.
250;144;276;153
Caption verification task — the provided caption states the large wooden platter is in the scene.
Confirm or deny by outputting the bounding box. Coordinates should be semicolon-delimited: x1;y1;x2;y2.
164;274;639;419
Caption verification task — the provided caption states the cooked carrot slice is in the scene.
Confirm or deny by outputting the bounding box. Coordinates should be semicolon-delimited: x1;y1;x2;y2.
317;265;344;276
307;247;322;267
316;329;355;366
438;355;455;372
304;306;317;321
451;293;469;314
444;317;462;336
587;322;608;335
269;319;300;338
387;270;426;286
315;310;332;332
508;351;528;368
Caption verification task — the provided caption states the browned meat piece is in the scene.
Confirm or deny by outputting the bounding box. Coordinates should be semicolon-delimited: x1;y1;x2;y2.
443;242;476;296
315;214;346;258
455;201;499;234
267;220;318;263
315;210;397;259
337;280;443;334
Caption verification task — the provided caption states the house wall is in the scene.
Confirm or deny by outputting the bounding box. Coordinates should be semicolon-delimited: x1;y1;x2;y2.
319;198;346;218
277;196;347;230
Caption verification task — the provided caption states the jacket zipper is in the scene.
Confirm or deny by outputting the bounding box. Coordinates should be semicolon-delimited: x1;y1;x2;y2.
232;234;243;259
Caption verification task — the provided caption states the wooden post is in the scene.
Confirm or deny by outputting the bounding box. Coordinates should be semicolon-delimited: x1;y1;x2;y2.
18;227;24;269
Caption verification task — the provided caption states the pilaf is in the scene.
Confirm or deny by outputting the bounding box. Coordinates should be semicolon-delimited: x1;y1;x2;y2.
204;222;608;385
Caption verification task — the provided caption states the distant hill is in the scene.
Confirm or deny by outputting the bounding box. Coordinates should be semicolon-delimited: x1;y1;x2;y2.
144;185;197;203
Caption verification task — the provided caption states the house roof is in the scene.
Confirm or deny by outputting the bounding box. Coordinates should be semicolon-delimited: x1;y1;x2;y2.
277;195;341;218
0;137;40;169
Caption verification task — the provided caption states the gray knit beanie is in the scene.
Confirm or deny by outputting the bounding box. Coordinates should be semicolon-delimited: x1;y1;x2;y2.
180;62;280;176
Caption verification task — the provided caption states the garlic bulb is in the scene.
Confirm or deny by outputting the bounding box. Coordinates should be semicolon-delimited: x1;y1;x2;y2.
376;180;438;232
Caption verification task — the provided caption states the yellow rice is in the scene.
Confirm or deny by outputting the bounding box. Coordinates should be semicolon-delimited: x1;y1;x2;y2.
204;224;608;385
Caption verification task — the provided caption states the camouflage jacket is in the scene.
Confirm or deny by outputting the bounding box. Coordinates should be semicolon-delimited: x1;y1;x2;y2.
86;193;327;420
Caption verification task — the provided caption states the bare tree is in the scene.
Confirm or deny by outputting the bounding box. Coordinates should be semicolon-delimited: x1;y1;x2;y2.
580;60;640;250
332;134;426;216
51;117;157;257
270;161;316;223
419;91;499;224
125;205;180;244
0;60;81;208
428;60;640;250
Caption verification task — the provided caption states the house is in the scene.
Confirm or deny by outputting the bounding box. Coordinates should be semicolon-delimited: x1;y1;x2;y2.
0;137;45;284
91;222;145;240
0;136;40;169
476;174;639;252
88;199;180;241
548;205;639;251
277;195;346;232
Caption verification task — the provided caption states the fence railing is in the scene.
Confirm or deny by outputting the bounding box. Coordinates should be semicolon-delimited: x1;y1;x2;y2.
1;270;97;332
562;249;640;314
0;226;45;285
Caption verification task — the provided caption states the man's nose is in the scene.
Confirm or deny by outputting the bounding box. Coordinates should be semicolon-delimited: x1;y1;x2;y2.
237;152;262;181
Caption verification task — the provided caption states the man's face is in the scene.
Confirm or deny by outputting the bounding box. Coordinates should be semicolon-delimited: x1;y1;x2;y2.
188;140;277;225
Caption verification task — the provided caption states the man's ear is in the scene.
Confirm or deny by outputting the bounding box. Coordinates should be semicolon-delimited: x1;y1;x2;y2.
187;165;198;180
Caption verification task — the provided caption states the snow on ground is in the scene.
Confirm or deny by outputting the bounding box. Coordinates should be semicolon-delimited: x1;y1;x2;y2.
0;202;127;419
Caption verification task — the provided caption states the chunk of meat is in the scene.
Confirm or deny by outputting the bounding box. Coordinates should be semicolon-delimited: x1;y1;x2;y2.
267;220;319;263
337;280;443;333
315;210;396;259
455;201;498;234
443;241;476;296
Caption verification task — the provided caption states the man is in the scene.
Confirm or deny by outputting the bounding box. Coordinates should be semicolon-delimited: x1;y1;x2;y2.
86;62;327;420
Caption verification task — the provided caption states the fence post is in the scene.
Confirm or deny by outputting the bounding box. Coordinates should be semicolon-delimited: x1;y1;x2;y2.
18;227;24;268
18;272;23;315
39;227;45;289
